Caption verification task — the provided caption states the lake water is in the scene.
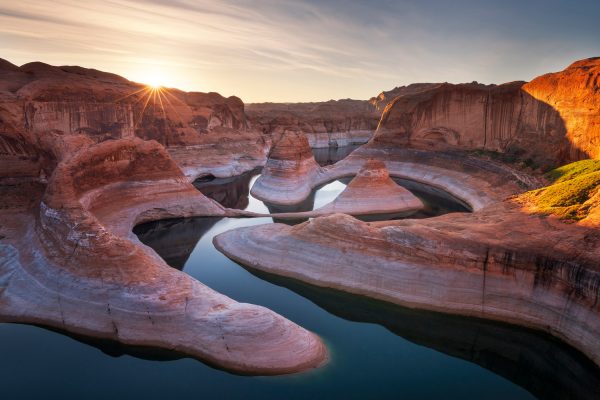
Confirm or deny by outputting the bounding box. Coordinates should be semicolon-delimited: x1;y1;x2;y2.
1;147;599;399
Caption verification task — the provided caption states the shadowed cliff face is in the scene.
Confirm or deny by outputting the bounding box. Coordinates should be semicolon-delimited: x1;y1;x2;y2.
372;58;600;169
373;81;570;170
0;133;48;180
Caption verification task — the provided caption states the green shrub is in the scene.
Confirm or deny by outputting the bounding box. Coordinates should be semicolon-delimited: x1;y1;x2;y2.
518;159;600;220
546;159;600;183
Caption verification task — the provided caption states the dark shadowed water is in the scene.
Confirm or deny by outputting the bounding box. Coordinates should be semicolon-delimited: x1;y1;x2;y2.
1;147;599;399
312;144;362;166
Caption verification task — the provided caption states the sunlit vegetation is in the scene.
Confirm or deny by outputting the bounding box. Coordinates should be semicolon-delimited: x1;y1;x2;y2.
517;159;600;220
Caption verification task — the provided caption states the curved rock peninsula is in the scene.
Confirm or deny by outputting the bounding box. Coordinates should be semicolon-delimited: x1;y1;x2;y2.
215;143;600;368
0;137;327;375
251;141;531;210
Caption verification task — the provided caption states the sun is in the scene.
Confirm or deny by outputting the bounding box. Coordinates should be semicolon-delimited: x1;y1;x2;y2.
144;73;164;89
137;67;169;89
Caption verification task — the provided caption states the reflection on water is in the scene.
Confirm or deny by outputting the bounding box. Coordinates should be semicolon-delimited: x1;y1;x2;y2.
392;177;471;216
246;269;600;400
312;144;362;166
129;212;600;399
193;172;255;210
134;217;221;270
262;180;353;225
131;216;539;399
130;171;600;399
134;173;600;399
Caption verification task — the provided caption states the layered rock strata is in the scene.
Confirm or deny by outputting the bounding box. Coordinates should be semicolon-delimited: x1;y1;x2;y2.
373;58;600;168
0;137;327;374
244;158;424;220
215;144;600;368
314;159;423;216
250;132;323;205
0;59;267;182
251;142;532;210
167;130;268;181
247;99;379;148
215;205;600;369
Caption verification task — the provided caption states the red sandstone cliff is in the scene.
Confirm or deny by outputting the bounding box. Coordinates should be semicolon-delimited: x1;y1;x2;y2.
523;57;600;160
368;83;442;111
0;59;263;180
246;99;379;148
372;58;600;169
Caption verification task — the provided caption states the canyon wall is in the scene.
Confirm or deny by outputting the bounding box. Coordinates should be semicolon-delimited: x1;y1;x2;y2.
372;58;600;168
0;59;265;180
247;99;379;148
3;56;600;182
368;83;441;111
523;57;600;160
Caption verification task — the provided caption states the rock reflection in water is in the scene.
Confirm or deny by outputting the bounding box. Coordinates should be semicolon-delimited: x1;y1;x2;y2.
193;170;257;209
312;145;362;166
392;177;471;216
135;169;598;398
264;194;314;225
244;269;600;400
133;217;222;269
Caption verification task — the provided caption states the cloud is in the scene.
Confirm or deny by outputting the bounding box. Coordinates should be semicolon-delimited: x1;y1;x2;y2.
0;0;599;101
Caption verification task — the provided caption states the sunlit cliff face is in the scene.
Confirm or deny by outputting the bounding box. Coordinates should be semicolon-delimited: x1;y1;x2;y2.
522;58;600;160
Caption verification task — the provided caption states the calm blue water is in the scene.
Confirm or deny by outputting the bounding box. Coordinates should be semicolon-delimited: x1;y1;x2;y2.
1;150;599;399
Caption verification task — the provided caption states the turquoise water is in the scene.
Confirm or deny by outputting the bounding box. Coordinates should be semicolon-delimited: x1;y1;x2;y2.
1;151;599;399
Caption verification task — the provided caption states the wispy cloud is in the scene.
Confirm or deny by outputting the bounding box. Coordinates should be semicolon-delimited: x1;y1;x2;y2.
1;0;599;101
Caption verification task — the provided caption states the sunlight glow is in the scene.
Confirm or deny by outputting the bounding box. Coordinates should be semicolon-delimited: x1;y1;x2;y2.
136;66;170;89
114;80;190;134
142;73;165;89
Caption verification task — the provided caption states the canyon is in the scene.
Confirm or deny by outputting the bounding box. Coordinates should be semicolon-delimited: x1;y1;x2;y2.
1;55;600;397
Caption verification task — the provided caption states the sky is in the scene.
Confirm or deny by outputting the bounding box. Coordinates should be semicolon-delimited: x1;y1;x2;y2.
0;0;599;102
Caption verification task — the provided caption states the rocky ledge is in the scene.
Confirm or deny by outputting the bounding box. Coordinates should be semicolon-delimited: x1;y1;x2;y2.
247;99;379;148
214;143;600;369
0;137;327;375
